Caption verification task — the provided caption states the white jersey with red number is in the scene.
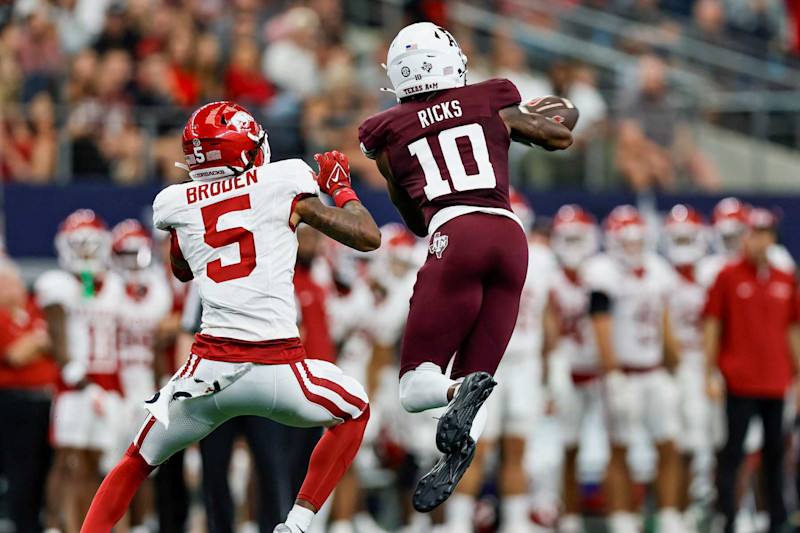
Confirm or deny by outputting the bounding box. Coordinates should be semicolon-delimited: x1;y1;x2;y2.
504;243;557;362
152;160;320;342
549;267;598;375
35;270;124;387
118;268;173;399
581;252;677;369
667;267;705;365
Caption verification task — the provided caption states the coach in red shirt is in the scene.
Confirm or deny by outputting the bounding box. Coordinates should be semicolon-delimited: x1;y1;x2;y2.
0;260;57;533
704;208;800;533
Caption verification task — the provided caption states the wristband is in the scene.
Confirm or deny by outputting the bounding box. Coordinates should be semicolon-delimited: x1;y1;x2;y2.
333;188;360;208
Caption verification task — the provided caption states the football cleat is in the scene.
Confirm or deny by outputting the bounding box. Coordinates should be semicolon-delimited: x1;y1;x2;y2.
413;435;477;513
436;371;496;453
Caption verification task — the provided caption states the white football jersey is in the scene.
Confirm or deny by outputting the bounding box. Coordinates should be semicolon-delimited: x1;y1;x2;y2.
504;243;557;362
667;267;706;364
35;270;124;378
153;160;320;342
581;252;677;368
549;267;598;374
117;268;173;398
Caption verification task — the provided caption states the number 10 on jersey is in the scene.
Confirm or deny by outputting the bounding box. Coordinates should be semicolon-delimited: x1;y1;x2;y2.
408;123;497;201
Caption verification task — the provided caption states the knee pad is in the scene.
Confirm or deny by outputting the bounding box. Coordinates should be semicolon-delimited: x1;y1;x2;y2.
398;362;455;413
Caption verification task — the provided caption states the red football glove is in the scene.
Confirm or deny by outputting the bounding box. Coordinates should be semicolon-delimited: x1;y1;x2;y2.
314;151;360;208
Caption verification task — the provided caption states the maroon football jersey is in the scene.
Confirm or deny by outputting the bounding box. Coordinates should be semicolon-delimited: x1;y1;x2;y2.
358;78;521;227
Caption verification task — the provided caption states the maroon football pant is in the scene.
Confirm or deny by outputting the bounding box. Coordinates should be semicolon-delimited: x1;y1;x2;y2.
400;213;528;379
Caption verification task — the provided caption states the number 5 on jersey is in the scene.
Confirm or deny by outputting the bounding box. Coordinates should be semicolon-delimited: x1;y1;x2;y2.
408;123;496;201
201;194;256;282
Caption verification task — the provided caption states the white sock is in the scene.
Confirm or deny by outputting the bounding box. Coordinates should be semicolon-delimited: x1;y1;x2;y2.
608;512;638;533
501;494;530;527
445;493;476;532
285;504;315;533
658;508;683;533
327;521;354;533
468;402;489;442
560;513;583;533
399;362;456;413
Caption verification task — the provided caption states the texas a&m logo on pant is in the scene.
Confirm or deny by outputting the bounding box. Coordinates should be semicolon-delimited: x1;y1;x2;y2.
429;232;448;258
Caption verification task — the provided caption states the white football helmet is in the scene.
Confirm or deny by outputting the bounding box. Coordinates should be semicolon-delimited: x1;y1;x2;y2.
552;204;599;269
663;204;708;267
386;22;468;100
604;205;648;270
55;209;112;275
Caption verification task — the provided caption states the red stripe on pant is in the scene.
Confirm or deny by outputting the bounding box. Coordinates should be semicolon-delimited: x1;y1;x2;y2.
291;363;352;421
300;360;367;413
135;416;157;448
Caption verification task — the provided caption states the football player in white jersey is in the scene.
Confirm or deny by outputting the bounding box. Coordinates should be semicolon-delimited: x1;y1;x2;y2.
543;204;600;533
109;219;173;530
583;206;683;533
662;205;716;531
81;101;381;533
446;190;553;533
36;209;125;533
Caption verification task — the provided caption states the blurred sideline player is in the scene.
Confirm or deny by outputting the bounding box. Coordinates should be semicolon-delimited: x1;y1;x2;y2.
662;205;716;531
37;210;125;533
543;204;600;533
583;205;683;533
358;21;573;511
446;191;553;533
110;219;173;532
81;101;381;533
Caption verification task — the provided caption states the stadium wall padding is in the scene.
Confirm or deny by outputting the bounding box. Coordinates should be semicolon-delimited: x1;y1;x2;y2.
5;183;800;261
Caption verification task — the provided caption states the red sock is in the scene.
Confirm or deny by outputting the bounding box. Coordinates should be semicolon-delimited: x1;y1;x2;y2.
81;445;155;532
297;406;370;510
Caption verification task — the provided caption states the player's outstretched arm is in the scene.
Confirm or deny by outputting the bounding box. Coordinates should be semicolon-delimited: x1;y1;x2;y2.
293;151;381;252
499;106;573;151
294;196;381;252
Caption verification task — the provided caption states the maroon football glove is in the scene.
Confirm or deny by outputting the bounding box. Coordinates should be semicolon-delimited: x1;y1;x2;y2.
314;151;360;208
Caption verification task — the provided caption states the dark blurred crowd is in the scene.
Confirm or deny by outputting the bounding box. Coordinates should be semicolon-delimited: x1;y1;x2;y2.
1;0;798;191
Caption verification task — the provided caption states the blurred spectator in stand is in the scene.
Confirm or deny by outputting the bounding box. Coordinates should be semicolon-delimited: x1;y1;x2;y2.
0;260;57;533
166;27;200;108
492;30;540;98
0;93;58;183
724;0;787;56
0;24;22;104
196;32;224;102
704;208;800;533
16;3;62;101
51;0;111;55
225;36;276;107
263;6;322;99
615;54;720;191
93;2;139;55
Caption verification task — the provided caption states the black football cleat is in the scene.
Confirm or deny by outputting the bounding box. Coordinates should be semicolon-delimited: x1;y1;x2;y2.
412;436;476;513
436;371;496;453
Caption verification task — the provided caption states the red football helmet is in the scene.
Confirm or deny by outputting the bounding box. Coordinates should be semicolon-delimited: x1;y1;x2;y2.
55;209;111;274
509;187;534;231
604;205;647;268
552;204;598;269
111;219;154;273
712;197;750;255
179;101;270;181
663;204;707;266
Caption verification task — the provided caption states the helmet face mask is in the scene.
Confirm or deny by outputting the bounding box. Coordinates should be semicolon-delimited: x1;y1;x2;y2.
386;22;468;100
56;210;111;275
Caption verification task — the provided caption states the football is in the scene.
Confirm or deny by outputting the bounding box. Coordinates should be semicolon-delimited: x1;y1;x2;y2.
521;95;580;131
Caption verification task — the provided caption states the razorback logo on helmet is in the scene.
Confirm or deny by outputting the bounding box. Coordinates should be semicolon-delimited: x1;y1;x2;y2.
228;111;255;133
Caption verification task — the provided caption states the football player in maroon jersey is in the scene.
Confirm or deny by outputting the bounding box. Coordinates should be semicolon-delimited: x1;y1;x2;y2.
358;22;573;512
